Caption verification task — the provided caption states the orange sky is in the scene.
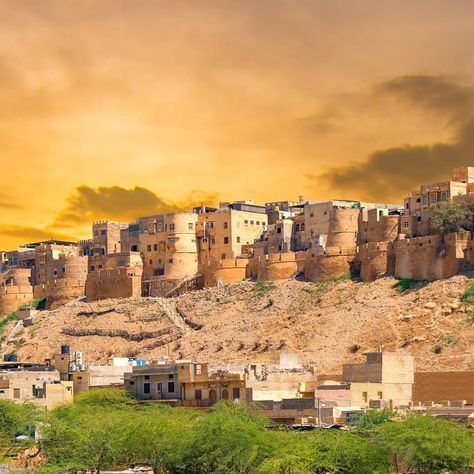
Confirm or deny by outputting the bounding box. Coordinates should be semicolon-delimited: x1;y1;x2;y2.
1;0;474;249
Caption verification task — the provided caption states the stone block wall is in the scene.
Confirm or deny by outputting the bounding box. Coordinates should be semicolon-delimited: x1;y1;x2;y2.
304;246;357;282
0;269;33;316
85;267;143;301
394;233;468;281
357;241;395;282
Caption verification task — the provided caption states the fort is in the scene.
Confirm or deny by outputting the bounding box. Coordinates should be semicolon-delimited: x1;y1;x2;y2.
2;166;474;308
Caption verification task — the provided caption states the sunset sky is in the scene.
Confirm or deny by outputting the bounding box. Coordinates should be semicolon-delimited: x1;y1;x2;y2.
1;0;474;249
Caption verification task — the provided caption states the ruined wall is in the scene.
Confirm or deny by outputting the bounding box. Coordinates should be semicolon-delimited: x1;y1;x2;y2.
0;269;33;316
394;233;468;281
357;241;395;282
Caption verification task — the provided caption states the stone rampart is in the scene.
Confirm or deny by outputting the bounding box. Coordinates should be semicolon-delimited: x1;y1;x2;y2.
357;241;395;281
85;267;143;301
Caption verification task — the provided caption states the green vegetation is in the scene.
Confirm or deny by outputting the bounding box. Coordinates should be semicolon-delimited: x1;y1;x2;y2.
0;312;19;337
461;281;474;304
0;401;38;455
2;390;473;473
250;279;276;300
393;278;419;292
466;310;474;324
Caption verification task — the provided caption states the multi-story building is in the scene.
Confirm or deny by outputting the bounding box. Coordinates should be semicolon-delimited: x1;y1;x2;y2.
402;166;474;237
343;351;415;409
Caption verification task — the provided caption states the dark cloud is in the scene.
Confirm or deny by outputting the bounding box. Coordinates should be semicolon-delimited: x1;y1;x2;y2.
313;75;474;202
52;185;219;228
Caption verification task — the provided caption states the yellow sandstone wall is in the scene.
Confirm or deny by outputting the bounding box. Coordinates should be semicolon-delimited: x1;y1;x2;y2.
357;241;395;282
394;233;468;281
0;269;33;316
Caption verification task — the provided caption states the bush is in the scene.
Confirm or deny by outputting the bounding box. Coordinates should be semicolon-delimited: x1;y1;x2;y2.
393;278;418;292
250;280;276;300
461;281;474;304
375;415;474;474
0;312;19;337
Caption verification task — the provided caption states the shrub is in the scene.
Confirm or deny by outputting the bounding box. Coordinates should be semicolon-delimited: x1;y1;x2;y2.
461;281;474;304
250;280;276;300
466;310;474;324
393;278;418;292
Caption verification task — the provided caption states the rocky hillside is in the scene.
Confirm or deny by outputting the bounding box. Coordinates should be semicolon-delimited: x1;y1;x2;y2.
2;276;474;374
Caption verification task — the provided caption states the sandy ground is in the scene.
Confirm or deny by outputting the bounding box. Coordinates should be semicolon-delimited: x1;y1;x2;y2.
3;276;473;374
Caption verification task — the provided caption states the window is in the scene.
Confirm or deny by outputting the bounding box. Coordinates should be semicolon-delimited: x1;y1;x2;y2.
131;245;138;251
256;221;260;225
209;222;214;228
168;258;174;264
53;270;58;277
416;197;421;203
295;224;300;232
154;268;164;276
188;222;194;230
405;203;409;209
147;245;152;252
157;223;163;232
237;236;240;243
195;364;202;375
277;227;282;234
144;383;150;394
377;391;383;399
168;381;175;393
224;237;229;244
145;375;150;380
250;220;254;225
129;381;135;385
211;238;216;244
430;194;437;203
224;222;228;229
310;213;314;218
403;221;409;228
118;259;126;266
153;244;158;251
90;265;95;271
14;388;20;399
101;229;106;236
244;220;248;224
422;195;428;205
221;253;226;259
195;389;202;400
362;391;368;402
232;387;240;399
441;192;448;201
149;259;153;265
301;223;305;231
169;223;175;231
168;374;174;379
417;216;422;222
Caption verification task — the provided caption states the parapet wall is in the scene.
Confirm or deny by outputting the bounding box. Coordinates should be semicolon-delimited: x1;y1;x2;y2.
304;246;357;282
357;241;395;282
394;233;468;281
200;258;249;287
85;267;143;301
33;278;85;309
0;269;33;316
248;252;307;281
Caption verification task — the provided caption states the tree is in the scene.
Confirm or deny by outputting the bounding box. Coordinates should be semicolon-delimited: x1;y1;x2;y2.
180;401;282;474
430;196;474;235
122;405;197;474
41;389;135;473
0;400;38;448
375;415;474;474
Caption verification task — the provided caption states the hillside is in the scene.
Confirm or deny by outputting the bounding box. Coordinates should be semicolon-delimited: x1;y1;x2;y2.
3;276;474;374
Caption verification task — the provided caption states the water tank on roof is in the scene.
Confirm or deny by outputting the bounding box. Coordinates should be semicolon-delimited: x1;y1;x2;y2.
60;344;70;354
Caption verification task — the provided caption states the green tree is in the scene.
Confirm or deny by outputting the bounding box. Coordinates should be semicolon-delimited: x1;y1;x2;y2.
430;196;474;234
41;389;135;473
0;400;38;449
123;405;197;474
375;415;474;474
180;401;282;474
